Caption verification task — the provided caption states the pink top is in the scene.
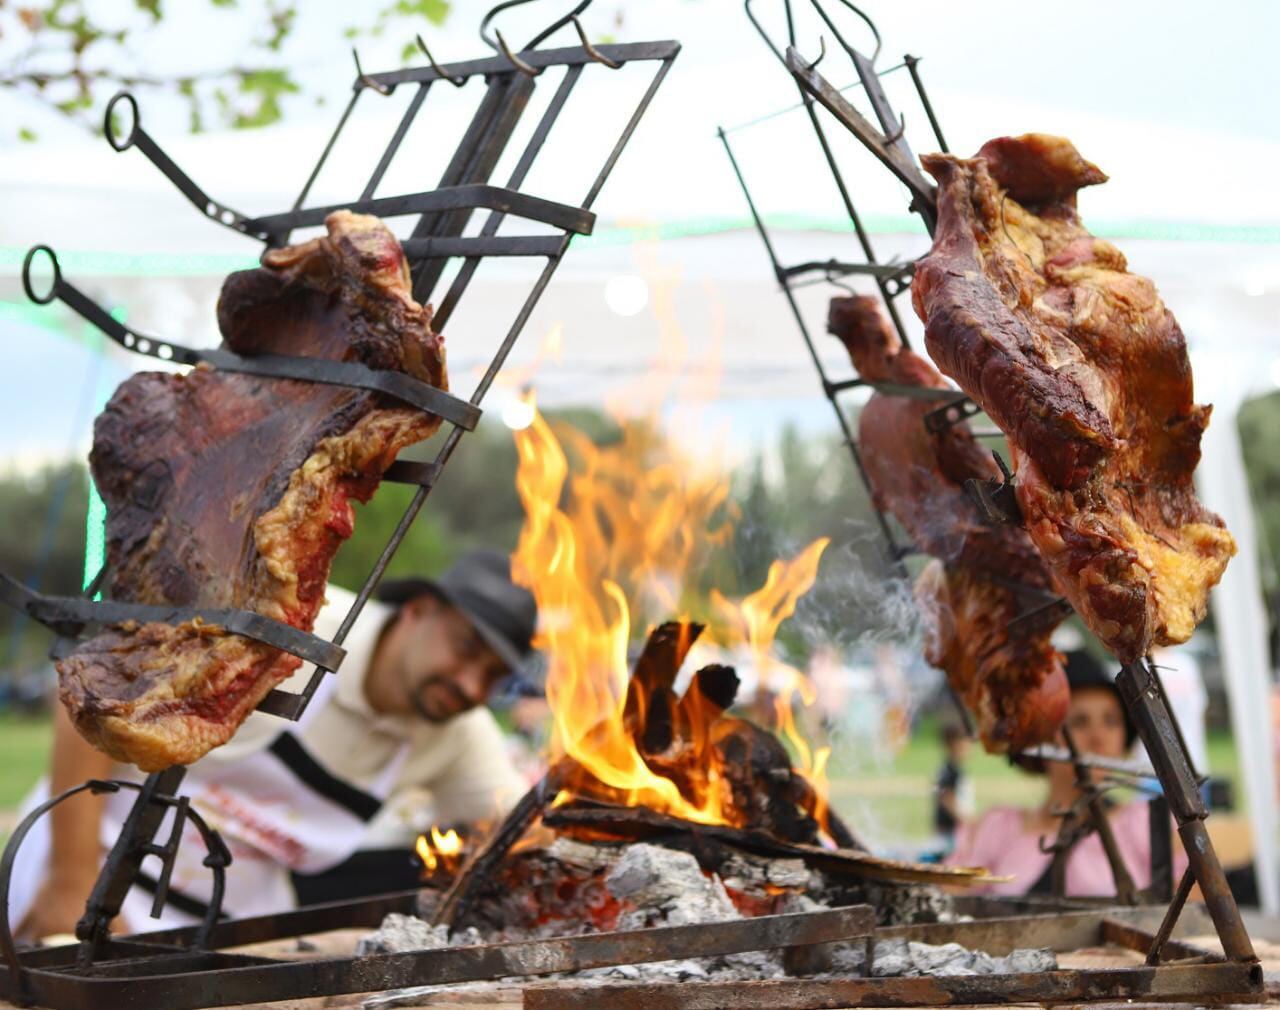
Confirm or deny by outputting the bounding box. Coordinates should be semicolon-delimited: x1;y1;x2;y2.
948;802;1187;897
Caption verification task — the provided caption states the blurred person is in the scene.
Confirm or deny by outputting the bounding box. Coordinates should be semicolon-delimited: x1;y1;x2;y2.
807;644;852;734
13;550;534;940
932;722;974;854
948;651;1185;896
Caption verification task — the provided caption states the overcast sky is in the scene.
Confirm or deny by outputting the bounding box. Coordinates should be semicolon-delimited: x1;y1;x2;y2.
1;0;1278;471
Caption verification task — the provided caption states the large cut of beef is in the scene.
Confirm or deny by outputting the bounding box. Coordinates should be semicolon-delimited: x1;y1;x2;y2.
828;296;1067;752
911;134;1234;662
57;212;446;771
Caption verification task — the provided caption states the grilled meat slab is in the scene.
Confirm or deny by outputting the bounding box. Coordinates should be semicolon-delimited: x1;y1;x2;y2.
58;212;446;770
829;295;1067;751
911;134;1234;661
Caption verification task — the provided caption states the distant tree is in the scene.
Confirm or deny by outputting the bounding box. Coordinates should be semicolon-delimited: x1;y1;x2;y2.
0;0;450;142
1238;391;1280;595
0;462;90;672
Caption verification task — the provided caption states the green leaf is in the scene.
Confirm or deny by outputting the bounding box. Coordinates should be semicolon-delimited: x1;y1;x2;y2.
400;39;419;62
18;127;37;142
392;0;449;25
54;94;92;114
263;4;295;51
234;67;299;129
209;0;236;5
343;25;359;39
134;0;162;20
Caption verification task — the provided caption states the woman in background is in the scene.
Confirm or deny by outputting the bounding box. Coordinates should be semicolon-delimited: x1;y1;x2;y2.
949;651;1184;896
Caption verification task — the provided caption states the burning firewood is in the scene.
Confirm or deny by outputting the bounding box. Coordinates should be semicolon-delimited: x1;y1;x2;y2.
433;623;900;928
571;621;860;849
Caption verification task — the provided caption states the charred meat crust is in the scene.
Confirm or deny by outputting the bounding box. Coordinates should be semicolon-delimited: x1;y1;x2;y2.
57;211;446;770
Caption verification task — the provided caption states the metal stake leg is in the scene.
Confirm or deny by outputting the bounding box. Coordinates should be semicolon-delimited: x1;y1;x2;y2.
1116;659;1255;962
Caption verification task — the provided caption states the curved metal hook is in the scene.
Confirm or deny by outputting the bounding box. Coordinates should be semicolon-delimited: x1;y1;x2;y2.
495;29;541;77
884;112;906;145
811;0;883;67
416;34;466;86
569;15;620;68
825;268;855;296
480;0;594;53
0;776;233;988
806;35;827;71
352;47;392;95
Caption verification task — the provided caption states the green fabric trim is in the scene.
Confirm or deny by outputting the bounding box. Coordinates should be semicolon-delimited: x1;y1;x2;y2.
1;215;1276;279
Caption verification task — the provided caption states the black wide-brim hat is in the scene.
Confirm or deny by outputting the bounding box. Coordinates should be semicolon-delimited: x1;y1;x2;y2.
376;549;537;675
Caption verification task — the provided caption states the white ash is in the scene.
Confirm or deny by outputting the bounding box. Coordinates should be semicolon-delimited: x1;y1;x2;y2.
837;878;956;926
718;851;814;894
355;913;482;956
1001;946;1058;973
364;981;524;1008
825;938;1058;978
605;843;739;928
547;836;621;872
578;958;711;982
777;892;826;916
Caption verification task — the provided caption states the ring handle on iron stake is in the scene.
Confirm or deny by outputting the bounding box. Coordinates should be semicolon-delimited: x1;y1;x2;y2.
0;778;231;998
21;245;60;306
104;91;140;152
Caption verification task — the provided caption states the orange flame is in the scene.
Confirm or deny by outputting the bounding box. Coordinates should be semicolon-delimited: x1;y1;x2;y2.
511;405;836;834
713;538;833;829
415;826;463;875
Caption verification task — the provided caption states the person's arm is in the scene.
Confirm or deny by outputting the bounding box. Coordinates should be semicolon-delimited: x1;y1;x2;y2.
16;705;113;941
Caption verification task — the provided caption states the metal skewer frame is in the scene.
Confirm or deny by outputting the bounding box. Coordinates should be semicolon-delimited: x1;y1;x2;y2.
717;0;1259;988
0;4;681;1005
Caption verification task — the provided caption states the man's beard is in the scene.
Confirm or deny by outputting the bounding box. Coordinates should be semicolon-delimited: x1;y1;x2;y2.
412;674;473;723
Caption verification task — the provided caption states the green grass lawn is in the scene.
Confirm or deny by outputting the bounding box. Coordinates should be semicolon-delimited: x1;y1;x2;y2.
0;712;52;810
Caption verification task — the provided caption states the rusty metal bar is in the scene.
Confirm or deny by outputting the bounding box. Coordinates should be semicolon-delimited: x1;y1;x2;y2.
1144;869;1198;965
523;961;1264;1010
2;907;874;1010
1116;658;1256;962
783;46;936;225
1064;726;1139;904
1100;915;1209;964
1149;794;1175;902
716;126;912;573
880;904;1198;954
902;54;947;153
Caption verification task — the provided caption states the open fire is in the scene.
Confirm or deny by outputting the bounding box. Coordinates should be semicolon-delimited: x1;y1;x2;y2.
509;402;841;843
416;827;464;876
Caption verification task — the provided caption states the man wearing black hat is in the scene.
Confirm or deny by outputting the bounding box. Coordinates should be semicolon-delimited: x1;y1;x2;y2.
14;550;538;940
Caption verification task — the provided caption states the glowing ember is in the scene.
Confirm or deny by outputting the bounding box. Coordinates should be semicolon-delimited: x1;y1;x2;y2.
416;826;464;875
511;403;839;840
